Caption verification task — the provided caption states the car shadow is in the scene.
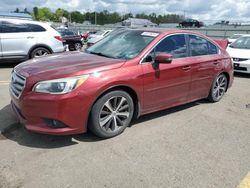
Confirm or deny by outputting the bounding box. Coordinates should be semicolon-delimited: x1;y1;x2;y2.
234;72;250;79
1;99;207;149
0;62;19;68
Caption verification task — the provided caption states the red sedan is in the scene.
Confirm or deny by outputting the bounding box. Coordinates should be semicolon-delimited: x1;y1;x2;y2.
10;29;233;138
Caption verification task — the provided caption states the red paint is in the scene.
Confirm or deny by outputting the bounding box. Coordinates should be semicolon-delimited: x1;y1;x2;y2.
10;30;233;135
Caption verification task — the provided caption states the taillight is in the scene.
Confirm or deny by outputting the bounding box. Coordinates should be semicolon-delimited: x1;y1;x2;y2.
54;36;64;42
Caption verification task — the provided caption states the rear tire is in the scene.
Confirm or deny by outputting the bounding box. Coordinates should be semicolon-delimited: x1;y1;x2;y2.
30;47;51;59
208;73;228;102
74;42;82;51
89;90;134;138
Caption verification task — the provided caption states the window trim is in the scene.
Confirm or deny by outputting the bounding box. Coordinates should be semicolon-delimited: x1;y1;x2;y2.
140;33;221;64
140;33;189;64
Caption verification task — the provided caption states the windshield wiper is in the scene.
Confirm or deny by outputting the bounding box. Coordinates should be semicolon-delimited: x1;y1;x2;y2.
88;51;115;58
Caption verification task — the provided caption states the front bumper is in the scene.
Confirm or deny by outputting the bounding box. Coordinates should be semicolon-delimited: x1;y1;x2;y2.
10;90;93;135
233;61;250;74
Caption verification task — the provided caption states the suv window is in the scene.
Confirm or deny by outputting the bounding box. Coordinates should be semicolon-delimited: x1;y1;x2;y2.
1;21;46;33
27;24;46;32
1;21;29;33
189;35;218;56
155;34;188;58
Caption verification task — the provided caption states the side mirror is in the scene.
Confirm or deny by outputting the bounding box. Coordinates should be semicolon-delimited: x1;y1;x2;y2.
155;53;173;64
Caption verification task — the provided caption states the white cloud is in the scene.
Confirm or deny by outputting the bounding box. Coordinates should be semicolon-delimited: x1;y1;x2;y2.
1;0;250;23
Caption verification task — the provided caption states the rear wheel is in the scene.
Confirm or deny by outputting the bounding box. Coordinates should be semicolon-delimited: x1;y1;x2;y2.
30;47;51;59
89;90;134;138
208;73;228;102
74;43;82;51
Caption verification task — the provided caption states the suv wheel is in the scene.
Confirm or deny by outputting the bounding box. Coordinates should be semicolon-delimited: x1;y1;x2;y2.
89;90;134;138
30;47;51;59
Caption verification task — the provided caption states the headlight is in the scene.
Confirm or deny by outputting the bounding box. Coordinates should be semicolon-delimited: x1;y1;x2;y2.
33;75;89;94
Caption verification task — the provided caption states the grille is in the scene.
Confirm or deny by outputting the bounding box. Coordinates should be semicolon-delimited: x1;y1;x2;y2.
10;71;26;99
233;57;249;62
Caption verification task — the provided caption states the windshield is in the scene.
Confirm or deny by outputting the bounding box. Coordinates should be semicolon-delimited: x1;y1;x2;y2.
230;36;250;49
231;34;242;39
86;30;158;60
95;30;106;35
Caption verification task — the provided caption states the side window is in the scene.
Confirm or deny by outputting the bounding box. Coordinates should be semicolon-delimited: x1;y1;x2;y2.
28;24;46;32
2;21;29;33
208;41;218;54
155;34;188;58
189;35;218;56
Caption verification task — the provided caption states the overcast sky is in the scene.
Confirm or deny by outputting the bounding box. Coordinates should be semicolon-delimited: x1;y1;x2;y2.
1;0;250;23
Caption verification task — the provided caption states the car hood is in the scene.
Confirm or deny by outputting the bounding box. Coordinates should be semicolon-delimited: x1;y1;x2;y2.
227;47;250;58
15;51;125;80
88;36;103;43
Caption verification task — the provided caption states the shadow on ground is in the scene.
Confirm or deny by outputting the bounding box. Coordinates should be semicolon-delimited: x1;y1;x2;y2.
1;100;206;149
234;72;250;79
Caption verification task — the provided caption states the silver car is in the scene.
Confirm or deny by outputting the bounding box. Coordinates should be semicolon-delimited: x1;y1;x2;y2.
0;18;65;63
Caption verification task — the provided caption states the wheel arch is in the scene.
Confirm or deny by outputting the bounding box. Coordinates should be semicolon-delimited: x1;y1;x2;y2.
28;44;53;59
87;85;141;129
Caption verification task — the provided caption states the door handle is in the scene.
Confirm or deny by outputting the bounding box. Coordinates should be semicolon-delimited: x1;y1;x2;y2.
182;65;191;71
27;36;34;39
213;60;220;65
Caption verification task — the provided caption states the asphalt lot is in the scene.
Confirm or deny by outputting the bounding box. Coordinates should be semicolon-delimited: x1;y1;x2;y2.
0;62;250;188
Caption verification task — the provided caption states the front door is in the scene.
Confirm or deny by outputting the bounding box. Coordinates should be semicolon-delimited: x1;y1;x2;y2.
141;34;192;114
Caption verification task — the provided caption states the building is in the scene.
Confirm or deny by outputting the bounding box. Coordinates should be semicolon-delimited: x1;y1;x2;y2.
0;12;32;20
122;18;157;28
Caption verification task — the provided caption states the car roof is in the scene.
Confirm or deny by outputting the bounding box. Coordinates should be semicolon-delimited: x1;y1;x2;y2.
0;17;51;27
127;27;205;36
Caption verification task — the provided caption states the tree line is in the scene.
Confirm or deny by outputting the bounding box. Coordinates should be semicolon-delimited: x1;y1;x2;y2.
14;7;184;25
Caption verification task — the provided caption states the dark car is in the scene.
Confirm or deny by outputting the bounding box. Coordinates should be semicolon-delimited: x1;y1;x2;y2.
59;30;83;51
10;29;233;138
179;19;204;28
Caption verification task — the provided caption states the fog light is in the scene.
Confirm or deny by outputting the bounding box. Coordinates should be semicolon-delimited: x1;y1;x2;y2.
45;119;68;128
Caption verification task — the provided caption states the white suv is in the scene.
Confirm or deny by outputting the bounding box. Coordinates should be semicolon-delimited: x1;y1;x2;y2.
0;18;65;63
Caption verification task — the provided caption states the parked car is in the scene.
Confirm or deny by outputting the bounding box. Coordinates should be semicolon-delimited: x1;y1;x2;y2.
87;30;112;47
0;18;65;63
228;34;244;44
179;19;204;28
10;29;233;138
81;30;98;42
58;30;83;51
227;35;250;74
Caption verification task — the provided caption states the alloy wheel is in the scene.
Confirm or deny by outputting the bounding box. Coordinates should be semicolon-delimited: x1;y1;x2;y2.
99;96;130;132
212;74;227;101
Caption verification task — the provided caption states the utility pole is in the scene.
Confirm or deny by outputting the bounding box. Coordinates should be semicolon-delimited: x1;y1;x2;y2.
95;12;97;25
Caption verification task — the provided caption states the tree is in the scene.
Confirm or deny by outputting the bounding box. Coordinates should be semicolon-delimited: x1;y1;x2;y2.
33;7;39;20
14;8;19;13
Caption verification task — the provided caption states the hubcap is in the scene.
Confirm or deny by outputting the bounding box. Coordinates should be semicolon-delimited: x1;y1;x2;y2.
99;96;130;132
34;50;48;58
213;75;227;100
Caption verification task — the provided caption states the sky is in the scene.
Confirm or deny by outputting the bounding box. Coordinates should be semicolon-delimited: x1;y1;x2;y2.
1;0;250;23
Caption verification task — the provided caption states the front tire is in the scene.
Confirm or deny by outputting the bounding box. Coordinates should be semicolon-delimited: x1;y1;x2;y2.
89;90;134;138
208;73;228;102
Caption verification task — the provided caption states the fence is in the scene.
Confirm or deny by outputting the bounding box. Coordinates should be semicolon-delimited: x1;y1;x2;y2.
53;22;250;39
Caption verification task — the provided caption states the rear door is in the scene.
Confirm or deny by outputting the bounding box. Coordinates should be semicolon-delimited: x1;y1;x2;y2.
186;34;223;101
1;20;37;58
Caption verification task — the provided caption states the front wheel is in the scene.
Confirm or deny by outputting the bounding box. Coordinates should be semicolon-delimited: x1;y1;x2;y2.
89;90;134;138
208;74;228;102
74;43;82;51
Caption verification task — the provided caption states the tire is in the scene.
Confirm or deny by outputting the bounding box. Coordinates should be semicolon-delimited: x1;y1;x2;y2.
74;43;82;51
208;73;228;102
30;47;51;59
89;90;134;138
